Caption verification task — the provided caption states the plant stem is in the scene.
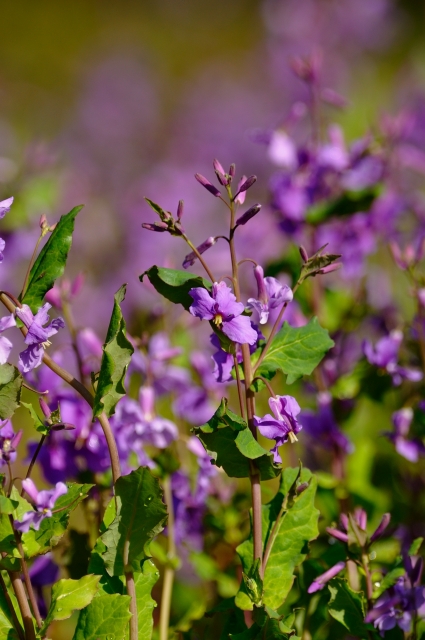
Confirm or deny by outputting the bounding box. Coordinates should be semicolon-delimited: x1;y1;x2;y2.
262;495;288;574
228;197;263;573
233;355;246;420
181;234;216;283
361;553;374;610
21;435;46;497
9;517;42;629
159;477;176;640
8;571;36;640
61;297;87;386
0;572;25;640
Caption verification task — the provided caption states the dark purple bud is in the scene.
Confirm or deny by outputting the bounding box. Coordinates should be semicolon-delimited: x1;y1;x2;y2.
326;527;349;543
177;200;184;220
354;508;367;531
308;561;346;593
39;398;51;419
235;175;257;198
317;262;342;275
142;222;169;232
215;170;228;186
194;173;221;197
299;245;309;263
340;513;349;531
296;482;309;495
182;237;216;269
229;164;235;178
370;513;391;542
50;422;75;431
236;204;261;226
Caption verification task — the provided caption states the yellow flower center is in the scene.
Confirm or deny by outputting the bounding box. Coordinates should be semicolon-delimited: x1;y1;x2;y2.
213;314;223;327
288;431;298;444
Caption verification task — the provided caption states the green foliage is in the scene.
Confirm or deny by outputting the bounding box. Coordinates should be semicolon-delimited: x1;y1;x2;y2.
306;187;379;225
93;284;134;418
0;585;21;640
0;364;23;420
230;605;299;639
373;567;405;599
20;205;83;311
140;265;211;310
409;537;423;556
127;560;159;640
20;401;47;434
194;398;282;481
253;318;334;385
236;468;319;610
72;593;132;640
327;578;372;638
101;467;168;576
0;496;18;515
39;574;100;635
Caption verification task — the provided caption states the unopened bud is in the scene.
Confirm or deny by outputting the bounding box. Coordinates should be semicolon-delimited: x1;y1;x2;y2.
39;214;48;230
182;236;216;269
228;164;236;178
213;159;228;186
194;173;221;197
213;158;226;175
235;175;256;197
236;203;261;226
318;262;342;275
48;223;57;232
50;422;75;431
296;481;309;495
370;513;391;542
39;398;51;419
71;273;84;298
326;527;349;543
299;245;309;262
142;222;169;232
177;200;184;220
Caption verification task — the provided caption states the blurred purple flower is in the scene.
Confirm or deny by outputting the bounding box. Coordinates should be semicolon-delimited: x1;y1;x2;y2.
254;395;303;463
15;479;67;533
385;408;425;463
16;303;65;373
29;553;59;617
189;282;258;345
301;392;353;455
247;265;293;324
363;330;422;385
0;314;16;364
0;420;22;467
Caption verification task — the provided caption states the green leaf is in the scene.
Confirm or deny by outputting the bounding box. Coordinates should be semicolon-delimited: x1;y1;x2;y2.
0;583;21;640
0;496;18;515
327;578;371;638
194;399;282;481
20;401;47;434
72;593;132;640
101;467;168;576
306;187;379;224
21;483;93;558
93;285;134;418
409;537;423;556
0;365;23;420
254;318;334;385
140;265;211;310
235;468;319;610
125;560;159;640
39;574;100;635
373;567;405;599
144;197;170;222
20;205;83;311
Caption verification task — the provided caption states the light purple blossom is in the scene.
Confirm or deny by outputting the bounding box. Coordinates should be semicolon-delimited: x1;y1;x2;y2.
385;408;425;463
15;479;67;533
247;266;293;324
0;314;16;364
15;303;65;372
189;282;258;345
363;330;423;386
254;395;303;463
0;420;22;466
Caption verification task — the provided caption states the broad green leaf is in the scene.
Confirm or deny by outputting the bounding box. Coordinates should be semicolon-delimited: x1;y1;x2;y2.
0;489;33;556
101;467;168;576
0;496;18;515
93;285;134;418
21;483;93;558
254;318;333;384
373;567;405;599
20;205;83;311
20;401;47;435
72;593;132;640
327;578;371;638
409;537;423;556
0;584;20;640
126;560;159;640
140;265;211;310
39;574;100;635
236;468;319;610
194;399;282;481
0;365;23;420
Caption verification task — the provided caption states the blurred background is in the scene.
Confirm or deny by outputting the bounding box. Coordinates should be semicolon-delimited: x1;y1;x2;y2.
0;0;424;331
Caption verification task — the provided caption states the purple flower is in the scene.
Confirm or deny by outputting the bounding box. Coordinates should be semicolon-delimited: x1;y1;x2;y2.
15;479;67;533
254;395;303;463
189;282;258;345
363;330;422;386
247;266;293;324
0;314;16;364
0;197;13;262
308;561;346;594
15;303;65;373
301;392;353;455
29;553;59;617
0;420;22;466
385;408;425;463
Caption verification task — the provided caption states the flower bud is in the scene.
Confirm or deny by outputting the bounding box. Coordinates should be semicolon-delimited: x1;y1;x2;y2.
194;173;221;197
71;273;85;298
340;513;349;531
182;237;216;269
176;200;184;220
299;245;309;262
235;175;256;196
39;214;48;230
296;482;309;495
370;513;391;542
317;262;342;275
326;527;349;543
213;159;228;185
308;561;346;594
142;222;169;232
236;204;261;226
50;422;75;431
39;398;51;419
228;164;236;178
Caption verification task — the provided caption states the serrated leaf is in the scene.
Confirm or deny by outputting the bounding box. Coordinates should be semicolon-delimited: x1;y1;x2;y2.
253;318;334;384
194;399;282;481
327;578;371;638
0;365;23;420
20;205;83;311
20;483;93;558
93;285;134;418
236;468;319;611
20;401;47;435
409;537;423;556
140;265;211;310
72;593;132;640
101;467;167;576
39;574;100;635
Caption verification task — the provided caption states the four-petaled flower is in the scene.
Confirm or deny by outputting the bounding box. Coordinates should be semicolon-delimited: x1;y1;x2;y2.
247;266;293;324
189;282;258;345
254;395;303;463
15;303;65;372
14;478;67;533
